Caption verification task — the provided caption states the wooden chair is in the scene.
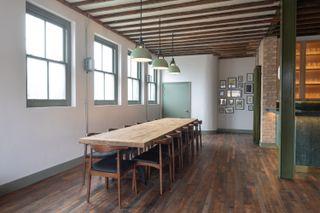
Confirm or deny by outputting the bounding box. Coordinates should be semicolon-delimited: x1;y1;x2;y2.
193;121;200;153
188;124;195;157
133;136;173;195
160;130;182;181
82;133;116;185
198;120;203;148
86;145;135;208
181;126;190;165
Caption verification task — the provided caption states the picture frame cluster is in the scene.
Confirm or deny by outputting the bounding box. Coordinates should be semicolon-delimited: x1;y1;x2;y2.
219;73;254;114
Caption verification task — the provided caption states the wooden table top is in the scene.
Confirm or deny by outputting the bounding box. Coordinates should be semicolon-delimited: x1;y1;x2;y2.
79;118;196;148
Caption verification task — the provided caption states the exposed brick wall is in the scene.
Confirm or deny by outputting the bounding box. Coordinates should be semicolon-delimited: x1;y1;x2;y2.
260;37;278;144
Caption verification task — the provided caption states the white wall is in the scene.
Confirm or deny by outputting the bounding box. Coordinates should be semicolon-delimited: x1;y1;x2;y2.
162;55;219;131
0;0;160;185
218;57;255;130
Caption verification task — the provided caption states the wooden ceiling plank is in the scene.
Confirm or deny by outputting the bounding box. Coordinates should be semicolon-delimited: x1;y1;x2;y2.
98;0;278;22
118;15;275;34
103;5;278;29
86;0;232;14
127;25;269;38
71;0;114;7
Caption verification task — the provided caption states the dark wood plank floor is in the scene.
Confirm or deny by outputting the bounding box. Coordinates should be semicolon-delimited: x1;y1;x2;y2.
0;134;319;213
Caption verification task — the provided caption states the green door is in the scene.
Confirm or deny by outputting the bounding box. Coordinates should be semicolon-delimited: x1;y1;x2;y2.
253;66;261;145
162;82;191;118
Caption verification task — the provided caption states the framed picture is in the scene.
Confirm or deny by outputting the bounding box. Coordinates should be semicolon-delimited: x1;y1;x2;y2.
235;99;244;110
219;98;227;106
225;107;234;114
220;80;226;89
244;83;253;94
219;107;225;113
227;90;242;98
246;95;253;104
248;105;253;111
228;98;234;105
219;90;225;97
247;73;254;82
227;77;237;89
238;75;243;83
238;82;244;89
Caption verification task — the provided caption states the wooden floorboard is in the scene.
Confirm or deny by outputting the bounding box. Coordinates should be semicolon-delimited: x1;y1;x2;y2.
0;134;319;212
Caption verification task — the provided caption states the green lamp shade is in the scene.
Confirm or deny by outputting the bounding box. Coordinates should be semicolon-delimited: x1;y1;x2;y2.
152;56;168;70
131;45;152;62
168;58;180;74
168;64;181;74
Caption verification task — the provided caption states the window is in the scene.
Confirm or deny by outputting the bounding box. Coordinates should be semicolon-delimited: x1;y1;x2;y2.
26;2;71;107
94;36;118;105
127;51;142;104
148;65;158;104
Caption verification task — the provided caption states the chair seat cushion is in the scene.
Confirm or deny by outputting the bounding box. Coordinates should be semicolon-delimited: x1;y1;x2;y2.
92;157;133;173
134;150;168;164
91;151;117;159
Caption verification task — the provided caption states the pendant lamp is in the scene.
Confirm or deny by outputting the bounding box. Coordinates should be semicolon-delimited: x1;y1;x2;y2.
152;18;168;70
168;33;181;74
131;0;152;62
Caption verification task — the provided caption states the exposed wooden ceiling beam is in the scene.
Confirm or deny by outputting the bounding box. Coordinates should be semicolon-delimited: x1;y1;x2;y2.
143;32;266;45
127;25;269;38
146;36;264;49
97;0;278;21
104;5;278;29
71;0;114;7
85;0;231;13
72;0;172;8
134;29;269;42
117;16;275;35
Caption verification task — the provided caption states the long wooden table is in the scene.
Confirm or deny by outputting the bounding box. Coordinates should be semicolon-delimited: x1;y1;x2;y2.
80;118;196;148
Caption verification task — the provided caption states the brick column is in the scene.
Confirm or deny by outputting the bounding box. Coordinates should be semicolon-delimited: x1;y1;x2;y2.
259;37;278;146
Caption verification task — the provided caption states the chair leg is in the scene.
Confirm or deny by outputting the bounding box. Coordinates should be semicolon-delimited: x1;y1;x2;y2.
172;144;175;182
196;129;199;153
105;177;109;189
86;174;92;203
200;128;202;148
82;158;87;185
159;167;163;195
132;167;137;194
117;177;121;208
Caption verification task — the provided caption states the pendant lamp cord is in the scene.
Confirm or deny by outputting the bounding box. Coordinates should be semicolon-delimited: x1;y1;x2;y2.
140;0;142;42
158;18;161;55
171;32;174;59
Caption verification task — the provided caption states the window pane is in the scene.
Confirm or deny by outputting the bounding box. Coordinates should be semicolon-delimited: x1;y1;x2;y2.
130;61;138;78
148;65;153;81
105;74;115;100
27;57;47;99
128;78;133;101
102;45;113;73
94;71;104;100
127;54;131;77
46;22;64;61
49;62;66;99
149;83;156;101
94;42;102;71
26;14;45;57
132;79;139;101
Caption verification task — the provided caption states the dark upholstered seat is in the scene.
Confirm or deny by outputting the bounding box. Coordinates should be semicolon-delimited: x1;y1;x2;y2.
92;157;133;173
91;151;117;158
134;149;168;164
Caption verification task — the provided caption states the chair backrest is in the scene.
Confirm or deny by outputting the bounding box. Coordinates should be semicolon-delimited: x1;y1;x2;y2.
124;125;132;128
108;128;118;132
